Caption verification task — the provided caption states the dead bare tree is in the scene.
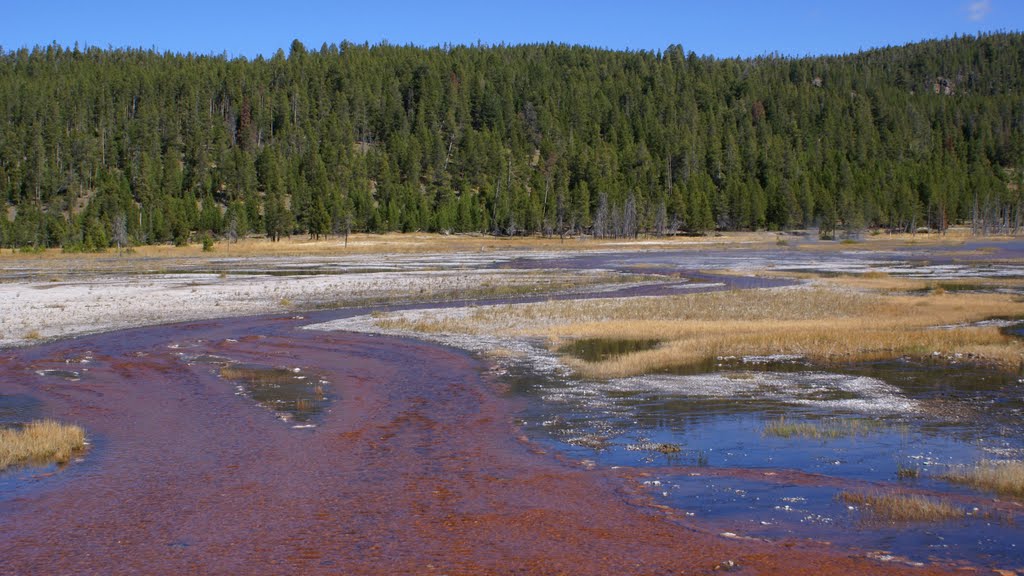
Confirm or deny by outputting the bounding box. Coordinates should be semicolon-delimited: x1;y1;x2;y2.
113;213;129;255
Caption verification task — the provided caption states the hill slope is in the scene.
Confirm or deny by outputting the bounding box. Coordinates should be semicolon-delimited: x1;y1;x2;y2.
1;34;1022;248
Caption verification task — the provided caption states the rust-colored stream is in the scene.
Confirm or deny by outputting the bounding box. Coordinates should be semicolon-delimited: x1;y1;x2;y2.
0;313;951;575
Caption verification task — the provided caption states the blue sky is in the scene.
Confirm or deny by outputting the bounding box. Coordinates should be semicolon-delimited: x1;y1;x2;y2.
4;0;1022;58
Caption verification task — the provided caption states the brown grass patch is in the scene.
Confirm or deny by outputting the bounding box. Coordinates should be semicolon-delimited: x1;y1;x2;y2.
838;491;964;522
0;420;86;470
0;231;782;261
763;416;881;439
5;228;996;262
821;274;1024;294
715;268;1024;295
220;365;297;385
379;287;1024;378
940;460;1024;498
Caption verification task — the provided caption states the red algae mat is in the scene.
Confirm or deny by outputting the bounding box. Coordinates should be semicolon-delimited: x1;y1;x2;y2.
0;314;951;575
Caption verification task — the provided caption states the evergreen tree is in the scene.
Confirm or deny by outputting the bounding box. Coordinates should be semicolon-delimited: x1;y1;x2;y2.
1;34;1023;248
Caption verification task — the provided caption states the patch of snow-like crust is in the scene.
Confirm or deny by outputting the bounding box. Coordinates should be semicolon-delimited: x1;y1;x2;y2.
0;251;599;348
589;371;915;415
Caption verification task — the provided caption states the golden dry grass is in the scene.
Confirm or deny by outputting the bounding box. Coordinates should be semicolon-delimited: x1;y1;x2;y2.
940;460;1024;498
711;269;1024;295
2;227;999;263
838;491;964;522
820;274;1024;294
0;420;86;470
0;231;781;261
220;365;297;385
378;286;1024;378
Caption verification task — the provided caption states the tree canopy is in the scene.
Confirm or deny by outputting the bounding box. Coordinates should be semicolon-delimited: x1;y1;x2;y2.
1;34;1022;249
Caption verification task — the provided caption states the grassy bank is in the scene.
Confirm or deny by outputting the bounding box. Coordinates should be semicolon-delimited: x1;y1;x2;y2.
377;286;1024;378
941;460;1024;498
0;420;86;470
0;231;783;261
0;228;995;263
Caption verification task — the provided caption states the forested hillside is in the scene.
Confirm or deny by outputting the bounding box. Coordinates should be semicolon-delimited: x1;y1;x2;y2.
1;34;1022;249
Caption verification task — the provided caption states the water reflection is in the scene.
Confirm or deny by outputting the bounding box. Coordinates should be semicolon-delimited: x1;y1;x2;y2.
558;338;663;362
507;357;1024;566
218;364;331;425
180;353;333;425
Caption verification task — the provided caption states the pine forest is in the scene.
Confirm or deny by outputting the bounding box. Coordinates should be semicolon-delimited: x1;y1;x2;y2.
1;33;1022;250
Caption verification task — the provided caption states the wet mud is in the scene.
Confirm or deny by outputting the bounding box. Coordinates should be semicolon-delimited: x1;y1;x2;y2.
0;310;951;575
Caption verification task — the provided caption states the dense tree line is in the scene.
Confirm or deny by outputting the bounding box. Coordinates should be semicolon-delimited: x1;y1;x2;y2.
1;34;1023;250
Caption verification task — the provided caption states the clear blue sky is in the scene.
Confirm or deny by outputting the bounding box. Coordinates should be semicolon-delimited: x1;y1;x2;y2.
4;0;1022;59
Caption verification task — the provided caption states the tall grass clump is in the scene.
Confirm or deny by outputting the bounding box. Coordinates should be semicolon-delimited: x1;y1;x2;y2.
896;460;921;480
940;460;1024;498
0;420;86;470
763;416;880;439
838;491;963;522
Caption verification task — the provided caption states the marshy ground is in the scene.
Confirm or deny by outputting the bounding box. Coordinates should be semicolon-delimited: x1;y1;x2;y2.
2;230;1024;574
